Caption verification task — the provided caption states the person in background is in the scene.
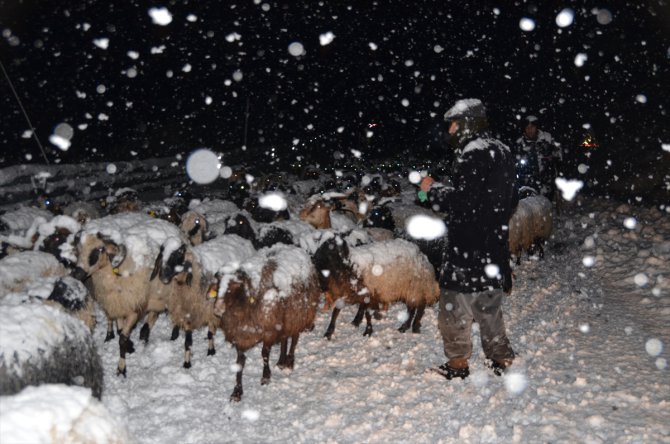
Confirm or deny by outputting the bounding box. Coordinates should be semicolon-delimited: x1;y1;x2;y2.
513;115;563;199
419;98;518;380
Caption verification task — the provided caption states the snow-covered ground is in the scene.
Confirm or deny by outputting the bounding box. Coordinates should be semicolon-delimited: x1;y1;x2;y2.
1;181;668;443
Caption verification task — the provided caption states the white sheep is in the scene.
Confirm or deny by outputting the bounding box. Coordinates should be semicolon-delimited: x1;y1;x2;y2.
72;212;188;376
508;194;553;262
310;232;440;339
213;244;321;402
154;234;256;368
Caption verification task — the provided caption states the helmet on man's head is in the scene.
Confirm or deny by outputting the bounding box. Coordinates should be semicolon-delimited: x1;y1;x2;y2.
524;115;539;126
443;98;489;146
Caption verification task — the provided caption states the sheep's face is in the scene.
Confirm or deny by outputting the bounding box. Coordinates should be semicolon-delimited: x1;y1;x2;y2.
151;244;189;285
179;211;208;244
73;232;126;279
213;273;252;317
299;200;331;229
224;214;255;241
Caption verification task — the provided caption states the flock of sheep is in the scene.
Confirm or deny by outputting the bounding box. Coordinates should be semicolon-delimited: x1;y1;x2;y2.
0;167;553;405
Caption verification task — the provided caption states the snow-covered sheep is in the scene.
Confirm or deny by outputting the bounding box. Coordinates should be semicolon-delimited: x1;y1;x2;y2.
298;194;393;241
0;251;68;297
154;234;256;368
213;244;321;402
0;214;81;267
508;194;553;262
63;200;101;225
312;233;440;339
0;278;102;399
0;384;129;444
72;212;187;376
179;210;209;245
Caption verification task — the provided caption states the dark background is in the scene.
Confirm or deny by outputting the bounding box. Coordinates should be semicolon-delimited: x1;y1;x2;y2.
1;1;668;199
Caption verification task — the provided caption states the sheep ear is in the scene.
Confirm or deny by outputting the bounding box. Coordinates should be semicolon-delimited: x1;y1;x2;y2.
150;246;164;281
109;244;127;268
88;247;101;267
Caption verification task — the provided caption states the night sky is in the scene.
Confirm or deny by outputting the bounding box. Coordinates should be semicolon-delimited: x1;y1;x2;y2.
1;1;668;186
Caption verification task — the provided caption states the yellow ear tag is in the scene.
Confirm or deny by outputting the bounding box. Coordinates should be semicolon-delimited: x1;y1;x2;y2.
208;290;217;299
149;210;156;217
113;267;120;275
248;296;256;304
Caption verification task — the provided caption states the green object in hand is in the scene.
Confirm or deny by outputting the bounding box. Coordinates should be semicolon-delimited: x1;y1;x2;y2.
418;191;428;202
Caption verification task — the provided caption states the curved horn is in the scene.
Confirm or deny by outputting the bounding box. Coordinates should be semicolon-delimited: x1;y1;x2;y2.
150;245;165;281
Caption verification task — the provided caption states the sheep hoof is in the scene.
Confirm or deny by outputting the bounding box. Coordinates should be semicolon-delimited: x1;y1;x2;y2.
117;367;126;378
411;325;422;334
207;348;216;356
363;326;373;337
398;325;409;333
183;361;191;369
261;377;271;386
230;391;242;402
323;332;333;341
105;332;115;342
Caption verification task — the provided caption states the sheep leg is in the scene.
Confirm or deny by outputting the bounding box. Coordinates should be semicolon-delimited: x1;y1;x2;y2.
284;334;298;370
261;343;272;385
411;304;426;333
117;312;139;377
171;325;180;340
277;338;288;368
352;303;367;327
139;311;159;344
398;306;416;333
183;330;193;369
206;325;216;356
105;319;115;342
231;349;245;402
363;308;373;336
324;307;341;340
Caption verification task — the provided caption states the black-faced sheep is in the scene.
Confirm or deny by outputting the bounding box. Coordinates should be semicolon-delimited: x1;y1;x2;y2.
213;244;321;402
72;212;187;376
508;193;553;262
0;276;102;399
153;234;256;368
311;233;440;339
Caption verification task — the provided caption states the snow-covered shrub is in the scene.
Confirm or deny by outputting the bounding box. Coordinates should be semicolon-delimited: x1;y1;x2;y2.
0;384;128;444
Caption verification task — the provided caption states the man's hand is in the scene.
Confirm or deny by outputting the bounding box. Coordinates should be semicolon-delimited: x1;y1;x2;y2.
420;176;435;192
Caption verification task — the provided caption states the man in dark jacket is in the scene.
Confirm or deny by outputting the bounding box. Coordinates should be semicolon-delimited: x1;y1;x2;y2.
420;98;518;380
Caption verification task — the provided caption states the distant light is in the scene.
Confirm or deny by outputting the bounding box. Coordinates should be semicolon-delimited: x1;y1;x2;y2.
408;171;422;184
556;8;575;27
519;17;536;32
645;338;663;357
148;7;173;26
